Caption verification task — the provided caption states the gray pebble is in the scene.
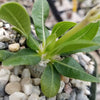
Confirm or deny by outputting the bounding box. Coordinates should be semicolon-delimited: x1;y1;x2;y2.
39;96;46;100
4;96;9;100
76;91;89;100
0;42;7;49
47;96;56;100
32;78;41;86
57;93;70;100
0;97;3;100
0;81;6;96
68;90;76;100
29;65;45;78
32;86;40;95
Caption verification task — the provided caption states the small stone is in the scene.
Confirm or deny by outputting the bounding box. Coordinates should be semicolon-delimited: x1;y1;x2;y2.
22;68;31;78
68;90;76;100
58;81;65;93
1;65;14;70
19;37;26;45
0;42;7;49
61;76;69;83
10;74;21;82
0;69;10;83
64;84;72;94
4;96;9;100
87;64;94;74
0;97;3;100
22;83;33;95
9;92;28;100
39;96;46;100
0;28;10;42
32;78;41;86
21;78;32;86
47;96;56;100
0;81;6;96
76;91;89;100
57;93;70;100
0;22;3;27
9;34;16;43
13;66;22;76
5;82;21;95
8;43;20;52
29;65;45;78
4;24;10;29
32;86;40;95
28;93;39;100
71;54;79;62
89;61;95;65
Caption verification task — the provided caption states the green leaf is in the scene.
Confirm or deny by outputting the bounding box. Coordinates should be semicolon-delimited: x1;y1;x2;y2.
54;59;100;82
51;21;76;37
32;0;49;43
41;64;60;97
50;40;99;55
0;2;30;38
45;34;56;51
0;50;13;61
2;48;40;66
68;35;100;53
26;34;39;51
63;57;84;71
67;21;99;41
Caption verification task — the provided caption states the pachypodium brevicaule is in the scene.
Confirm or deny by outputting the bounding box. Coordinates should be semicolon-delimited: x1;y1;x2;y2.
0;0;100;97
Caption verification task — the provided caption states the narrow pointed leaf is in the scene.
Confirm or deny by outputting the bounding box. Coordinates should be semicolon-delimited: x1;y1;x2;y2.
0;2;30;38
63;57;84;71
26;34;39;51
52;21;76;37
50;40;99;55
54;59;100;82
41;64;60;97
2;49;40;66
32;0;49;42
45;34;56;51
67;21;99;41
68;35;100;53
0;50;13;61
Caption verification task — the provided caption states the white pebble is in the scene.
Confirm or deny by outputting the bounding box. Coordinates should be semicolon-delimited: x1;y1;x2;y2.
0;28;10;42
9;92;28;100
32;86;40;95
19;37;26;45
32;78;41;86
0;22;3;27
28;93;39;100
22;84;33;95
0;69;10;83
5;82;21;95
22;68;31;78
10;75;21;82
58;81;65;93
21;78;32;86
9;43;20;52
4;24;10;29
88;64;94;74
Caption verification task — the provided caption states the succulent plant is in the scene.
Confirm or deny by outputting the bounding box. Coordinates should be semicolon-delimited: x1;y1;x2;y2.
0;0;100;97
